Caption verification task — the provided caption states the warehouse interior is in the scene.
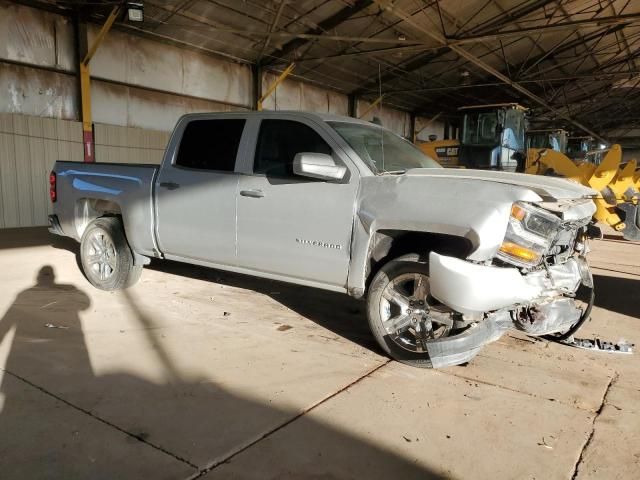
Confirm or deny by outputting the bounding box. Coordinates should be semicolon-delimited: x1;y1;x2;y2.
0;1;639;479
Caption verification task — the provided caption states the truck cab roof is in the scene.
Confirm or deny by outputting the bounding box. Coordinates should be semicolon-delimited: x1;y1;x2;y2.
177;110;377;127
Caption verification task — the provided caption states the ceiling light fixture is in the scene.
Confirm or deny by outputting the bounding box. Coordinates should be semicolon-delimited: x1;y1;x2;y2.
126;2;144;22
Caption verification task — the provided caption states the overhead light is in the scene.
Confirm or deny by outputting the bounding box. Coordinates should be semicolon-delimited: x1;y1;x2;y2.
126;2;144;22
397;33;406;41
460;69;471;85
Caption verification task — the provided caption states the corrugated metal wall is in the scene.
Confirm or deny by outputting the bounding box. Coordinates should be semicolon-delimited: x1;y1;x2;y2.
0;113;82;228
94;123;170;165
0;113;171;228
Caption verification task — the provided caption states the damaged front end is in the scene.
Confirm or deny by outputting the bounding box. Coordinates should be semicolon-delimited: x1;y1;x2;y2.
426;200;597;368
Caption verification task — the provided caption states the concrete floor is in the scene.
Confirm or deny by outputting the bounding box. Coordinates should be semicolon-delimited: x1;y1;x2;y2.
0;227;637;479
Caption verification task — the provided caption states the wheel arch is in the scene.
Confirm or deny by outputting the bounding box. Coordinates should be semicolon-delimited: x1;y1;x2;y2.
347;228;473;298
73;197;123;239
75;200;150;266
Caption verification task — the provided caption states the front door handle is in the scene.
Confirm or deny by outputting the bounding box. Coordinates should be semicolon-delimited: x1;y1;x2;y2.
159;182;180;190
240;189;264;198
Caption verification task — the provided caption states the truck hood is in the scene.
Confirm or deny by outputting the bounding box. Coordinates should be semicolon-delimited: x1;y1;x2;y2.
403;168;597;200
356;168;597;262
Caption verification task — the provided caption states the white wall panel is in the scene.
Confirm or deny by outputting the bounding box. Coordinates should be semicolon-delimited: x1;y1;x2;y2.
0;2;75;72
89;26;252;108
182;49;251;107
357;99;411;137
328;90;349;116
0;64;78;120
261;72;349;116
92;80;245;132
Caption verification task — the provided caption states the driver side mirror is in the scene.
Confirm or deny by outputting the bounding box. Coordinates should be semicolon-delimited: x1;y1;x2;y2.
293;152;347;181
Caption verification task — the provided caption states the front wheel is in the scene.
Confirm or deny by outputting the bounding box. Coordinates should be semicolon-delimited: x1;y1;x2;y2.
366;253;454;368
80;217;142;290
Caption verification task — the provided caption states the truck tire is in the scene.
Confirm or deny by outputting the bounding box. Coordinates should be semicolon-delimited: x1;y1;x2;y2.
367;253;452;368
80;217;142;290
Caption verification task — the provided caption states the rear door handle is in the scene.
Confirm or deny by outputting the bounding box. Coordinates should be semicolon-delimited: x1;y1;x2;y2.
240;189;264;198
159;182;180;190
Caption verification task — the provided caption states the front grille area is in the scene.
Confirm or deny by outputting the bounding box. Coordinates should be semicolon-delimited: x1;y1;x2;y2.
546;224;580;265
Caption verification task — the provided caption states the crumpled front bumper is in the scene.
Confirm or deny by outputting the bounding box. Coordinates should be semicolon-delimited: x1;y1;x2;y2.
424;252;590;367
426;311;512;368
429;252;586;316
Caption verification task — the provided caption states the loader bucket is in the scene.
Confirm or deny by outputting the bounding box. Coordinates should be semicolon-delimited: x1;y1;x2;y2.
618;202;640;241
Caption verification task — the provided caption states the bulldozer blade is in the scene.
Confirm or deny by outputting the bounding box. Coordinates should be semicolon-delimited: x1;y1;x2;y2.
617;202;640;241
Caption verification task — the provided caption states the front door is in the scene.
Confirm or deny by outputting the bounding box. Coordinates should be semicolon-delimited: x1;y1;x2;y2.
236;118;358;288
155;117;246;265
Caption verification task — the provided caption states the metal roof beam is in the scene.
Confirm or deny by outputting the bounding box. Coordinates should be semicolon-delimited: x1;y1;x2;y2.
373;0;607;142
353;0;555;95
451;13;640;45
261;0;375;66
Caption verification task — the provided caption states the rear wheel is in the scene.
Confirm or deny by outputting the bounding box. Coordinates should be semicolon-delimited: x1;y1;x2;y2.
366;253;454;368
80;217;142;290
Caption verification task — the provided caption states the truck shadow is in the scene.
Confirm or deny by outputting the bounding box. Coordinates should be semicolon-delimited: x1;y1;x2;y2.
0;265;445;479
145;258;382;354
47;228;380;353
592;273;640;319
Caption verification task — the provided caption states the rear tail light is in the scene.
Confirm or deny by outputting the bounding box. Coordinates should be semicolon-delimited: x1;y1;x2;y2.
49;171;57;203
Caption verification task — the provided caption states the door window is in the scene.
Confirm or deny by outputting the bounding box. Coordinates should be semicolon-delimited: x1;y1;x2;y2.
254;120;333;177
176;119;245;171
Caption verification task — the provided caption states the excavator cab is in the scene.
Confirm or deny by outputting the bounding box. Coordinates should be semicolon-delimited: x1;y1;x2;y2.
526;129;568;153
566;136;594;160
458;103;527;172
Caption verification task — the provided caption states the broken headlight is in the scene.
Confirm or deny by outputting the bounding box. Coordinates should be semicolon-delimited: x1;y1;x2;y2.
497;202;561;268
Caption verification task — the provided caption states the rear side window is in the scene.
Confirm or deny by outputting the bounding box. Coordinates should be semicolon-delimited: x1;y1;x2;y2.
254;119;332;177
176;119;245;171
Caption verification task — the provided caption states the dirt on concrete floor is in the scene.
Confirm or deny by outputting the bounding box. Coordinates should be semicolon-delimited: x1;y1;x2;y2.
0;227;637;479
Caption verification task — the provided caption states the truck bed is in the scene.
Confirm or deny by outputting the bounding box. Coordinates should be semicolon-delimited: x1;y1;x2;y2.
52;161;159;257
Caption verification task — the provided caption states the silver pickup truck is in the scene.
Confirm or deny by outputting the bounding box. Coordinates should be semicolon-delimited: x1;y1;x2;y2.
49;111;598;368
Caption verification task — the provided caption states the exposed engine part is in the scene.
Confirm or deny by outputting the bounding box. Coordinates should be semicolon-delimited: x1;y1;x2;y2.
513;297;582;336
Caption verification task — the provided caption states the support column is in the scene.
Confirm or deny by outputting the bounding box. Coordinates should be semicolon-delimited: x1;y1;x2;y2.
409;112;416;143
77;5;120;162
76;19;94;162
252;64;262;111
348;94;357;118
79;62;94;162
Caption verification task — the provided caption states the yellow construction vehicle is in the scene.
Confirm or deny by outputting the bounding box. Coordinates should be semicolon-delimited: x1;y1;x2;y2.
418;104;640;240
419;138;460;167
526;128;568;154
526;145;640;240
418;103;527;171
566;136;596;160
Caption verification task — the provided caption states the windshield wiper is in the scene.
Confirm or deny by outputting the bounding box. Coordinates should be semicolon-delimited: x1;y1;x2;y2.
377;169;407;175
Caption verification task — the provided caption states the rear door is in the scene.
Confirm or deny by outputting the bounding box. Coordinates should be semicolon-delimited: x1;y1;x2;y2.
236;117;359;288
155;116;247;265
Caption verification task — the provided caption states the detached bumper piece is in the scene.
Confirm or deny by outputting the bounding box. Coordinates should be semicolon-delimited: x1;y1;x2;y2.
425;311;511;368
48;214;64;236
561;337;634;355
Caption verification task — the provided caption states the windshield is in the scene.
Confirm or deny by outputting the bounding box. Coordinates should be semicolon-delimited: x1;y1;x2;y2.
503;108;525;150
328;121;441;174
461;111;499;146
